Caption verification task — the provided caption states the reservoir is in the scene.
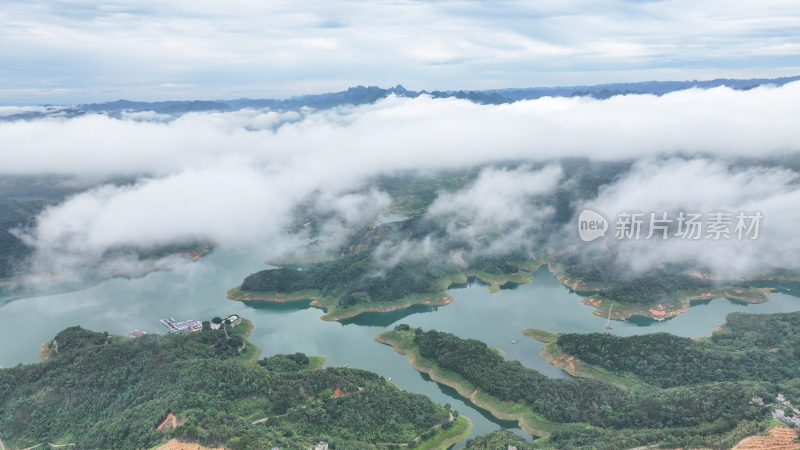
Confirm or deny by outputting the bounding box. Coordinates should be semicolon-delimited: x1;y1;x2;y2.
2;249;799;445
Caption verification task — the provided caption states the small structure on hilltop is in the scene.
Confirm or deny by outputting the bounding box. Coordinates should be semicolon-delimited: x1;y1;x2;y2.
226;314;242;327
773;409;800;427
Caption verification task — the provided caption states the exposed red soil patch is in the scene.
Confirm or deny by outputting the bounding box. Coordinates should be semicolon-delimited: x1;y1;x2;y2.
157;413;185;431
733;426;800;449
155;439;222;450
648;304;667;316
582;296;602;307
332;387;358;397
549;354;577;376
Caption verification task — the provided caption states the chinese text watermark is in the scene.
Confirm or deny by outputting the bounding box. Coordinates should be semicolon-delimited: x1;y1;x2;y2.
578;209;762;242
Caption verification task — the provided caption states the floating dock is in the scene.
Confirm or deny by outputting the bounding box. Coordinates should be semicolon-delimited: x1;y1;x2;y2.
160;317;202;332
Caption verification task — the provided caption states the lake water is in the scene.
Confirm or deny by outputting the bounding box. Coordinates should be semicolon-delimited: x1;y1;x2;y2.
2;249;799;446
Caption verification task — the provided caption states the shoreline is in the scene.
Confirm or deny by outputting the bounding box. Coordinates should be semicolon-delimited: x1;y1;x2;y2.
232;318;261;361
417;415;472;450
375;329;563;437
227;286;453;321
229;257;791;323
577;285;774;322
226;263;542;321
522;328;655;392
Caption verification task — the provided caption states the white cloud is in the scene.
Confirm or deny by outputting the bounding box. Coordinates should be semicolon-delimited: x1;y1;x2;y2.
3;83;800;176
580;158;800;277
427;165;563;255
4;84;800;278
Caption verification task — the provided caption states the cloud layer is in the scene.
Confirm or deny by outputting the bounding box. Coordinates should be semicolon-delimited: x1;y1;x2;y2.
4;84;800;279
427;165;563;255
2;82;800;176
585;158;800;278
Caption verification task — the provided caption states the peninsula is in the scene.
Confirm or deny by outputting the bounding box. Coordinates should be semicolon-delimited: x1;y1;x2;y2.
377;313;800;448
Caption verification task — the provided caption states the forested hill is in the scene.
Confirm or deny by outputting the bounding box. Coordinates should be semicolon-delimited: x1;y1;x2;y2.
0;321;456;449
397;324;795;449
231;162;789;323
555;311;800;387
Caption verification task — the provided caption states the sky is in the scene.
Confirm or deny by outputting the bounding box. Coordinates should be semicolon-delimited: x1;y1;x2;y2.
2;0;800;104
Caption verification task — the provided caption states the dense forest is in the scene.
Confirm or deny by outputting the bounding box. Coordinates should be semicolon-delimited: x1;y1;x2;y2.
239;216;541;310
410;327;780;448
556;311;800;387
0;323;454;449
241;249;462;307
561;255;715;303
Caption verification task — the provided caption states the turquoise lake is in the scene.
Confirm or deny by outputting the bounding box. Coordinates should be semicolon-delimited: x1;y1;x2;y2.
2;249;799;446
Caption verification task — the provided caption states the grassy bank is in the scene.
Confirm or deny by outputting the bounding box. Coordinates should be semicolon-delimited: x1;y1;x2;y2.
226;286;325;303
375;329;563;436
317;292;453;321
231;318;261;362
416;415;472;450
520;328;559;343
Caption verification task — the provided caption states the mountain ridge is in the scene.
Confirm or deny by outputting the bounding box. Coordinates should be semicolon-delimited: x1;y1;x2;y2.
3;75;799;121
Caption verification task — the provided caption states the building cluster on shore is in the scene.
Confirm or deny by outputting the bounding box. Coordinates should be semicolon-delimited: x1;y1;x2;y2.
159;314;242;333
211;314;242;329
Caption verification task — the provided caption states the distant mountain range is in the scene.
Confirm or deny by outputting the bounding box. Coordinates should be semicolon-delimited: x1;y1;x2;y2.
3;75;799;121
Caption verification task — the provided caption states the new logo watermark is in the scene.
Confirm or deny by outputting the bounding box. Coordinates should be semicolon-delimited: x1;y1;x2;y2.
577;209;608;242
578;209;762;242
